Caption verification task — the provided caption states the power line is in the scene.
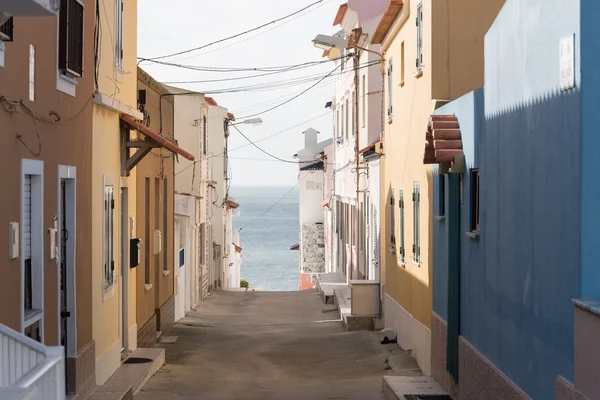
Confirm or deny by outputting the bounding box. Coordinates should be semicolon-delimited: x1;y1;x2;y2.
142;58;337;74
239;174;309;231
140;0;328;61
232;124;306;164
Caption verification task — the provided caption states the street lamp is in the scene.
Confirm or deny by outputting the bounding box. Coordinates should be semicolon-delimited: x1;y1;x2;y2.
229;118;263;127
312;34;385;74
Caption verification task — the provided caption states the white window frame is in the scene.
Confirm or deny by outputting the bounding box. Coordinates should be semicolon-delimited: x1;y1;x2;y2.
103;175;116;300
56;0;84;97
29;44;35;102
21;159;44;340
361;74;366;127
0;40;5;68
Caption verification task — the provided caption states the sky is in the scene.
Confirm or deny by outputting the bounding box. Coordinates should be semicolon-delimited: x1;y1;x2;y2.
138;0;345;187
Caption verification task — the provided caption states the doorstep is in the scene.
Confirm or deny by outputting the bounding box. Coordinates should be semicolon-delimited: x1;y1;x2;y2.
383;376;450;400
85;348;165;400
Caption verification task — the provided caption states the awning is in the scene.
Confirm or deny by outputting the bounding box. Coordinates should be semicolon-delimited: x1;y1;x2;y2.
233;243;242;254
423;114;464;170
120;114;195;161
290;244;300;251
300;161;324;171
225;198;240;210
371;0;404;45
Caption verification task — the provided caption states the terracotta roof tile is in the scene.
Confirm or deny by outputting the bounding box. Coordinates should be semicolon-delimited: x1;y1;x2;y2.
205;97;218;106
333;3;348;26
227;112;235;121
423;115;463;165
371;0;404;45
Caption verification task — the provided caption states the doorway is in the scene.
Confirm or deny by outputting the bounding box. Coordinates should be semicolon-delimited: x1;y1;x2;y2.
120;187;130;359
58;166;76;393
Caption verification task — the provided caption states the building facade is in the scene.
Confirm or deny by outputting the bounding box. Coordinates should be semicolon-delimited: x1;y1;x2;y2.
372;0;505;375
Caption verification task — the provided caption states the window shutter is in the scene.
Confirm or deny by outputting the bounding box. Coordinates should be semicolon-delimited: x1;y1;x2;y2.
23;175;32;260
0;17;14;41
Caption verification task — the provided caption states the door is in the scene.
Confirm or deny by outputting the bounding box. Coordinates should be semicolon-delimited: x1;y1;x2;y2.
446;173;461;383
59;181;69;376
120;188;129;357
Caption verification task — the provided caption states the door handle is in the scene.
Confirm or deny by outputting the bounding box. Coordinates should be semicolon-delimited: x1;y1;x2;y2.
61;311;71;318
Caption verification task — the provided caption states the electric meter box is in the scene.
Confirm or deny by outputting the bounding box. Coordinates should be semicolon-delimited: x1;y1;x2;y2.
130;238;142;268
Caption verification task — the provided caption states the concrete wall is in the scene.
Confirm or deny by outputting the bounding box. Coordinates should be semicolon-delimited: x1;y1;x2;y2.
300;223;325;274
431;1;582;396
299;170;325;224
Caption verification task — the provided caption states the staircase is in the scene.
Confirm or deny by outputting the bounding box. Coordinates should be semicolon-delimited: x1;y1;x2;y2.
0;323;65;400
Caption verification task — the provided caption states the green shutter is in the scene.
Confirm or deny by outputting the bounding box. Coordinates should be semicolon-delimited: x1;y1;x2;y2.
447;173;461;383
400;191;405;262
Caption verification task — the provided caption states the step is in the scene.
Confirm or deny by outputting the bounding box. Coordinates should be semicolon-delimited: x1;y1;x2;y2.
383;376;449;400
85;348;165;400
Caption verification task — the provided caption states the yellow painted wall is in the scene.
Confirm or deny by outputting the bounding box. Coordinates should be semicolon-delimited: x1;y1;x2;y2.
380;0;503;329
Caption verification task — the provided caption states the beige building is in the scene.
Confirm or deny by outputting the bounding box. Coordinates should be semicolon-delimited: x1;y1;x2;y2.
372;0;504;375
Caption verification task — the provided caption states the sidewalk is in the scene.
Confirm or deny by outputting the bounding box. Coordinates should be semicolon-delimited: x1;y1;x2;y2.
135;289;422;400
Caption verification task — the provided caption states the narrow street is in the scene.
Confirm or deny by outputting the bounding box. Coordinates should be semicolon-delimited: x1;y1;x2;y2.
136;290;421;400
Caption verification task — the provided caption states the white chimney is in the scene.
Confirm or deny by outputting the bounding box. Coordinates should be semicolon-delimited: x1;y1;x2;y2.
304;128;318;148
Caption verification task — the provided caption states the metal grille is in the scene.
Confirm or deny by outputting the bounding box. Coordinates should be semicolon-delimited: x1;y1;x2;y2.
59;0;84;76
0;17;14;41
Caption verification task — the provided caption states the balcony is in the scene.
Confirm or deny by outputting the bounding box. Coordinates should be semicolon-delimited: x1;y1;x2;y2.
0;0;59;16
0;323;65;400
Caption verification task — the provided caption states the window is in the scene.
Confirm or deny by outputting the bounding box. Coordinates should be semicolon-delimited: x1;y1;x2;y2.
438;174;445;216
390;189;396;249
163;178;168;272
336;109;341;142
413;182;420;263
351;91;355;137
342;102;346;140
144;178;150;284
59;0;84;77
399;190;405;263
203;116;207;155
400;41;405;84
361;74;366;127
115;0;123;68
199;223;205;265
22;160;44;342
103;178;115;288
470;169;480;232
0;17;14;41
416;3;423;71
29;45;35;102
387;58;393;117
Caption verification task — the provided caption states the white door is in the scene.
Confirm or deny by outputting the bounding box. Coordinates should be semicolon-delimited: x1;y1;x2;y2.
174;218;186;321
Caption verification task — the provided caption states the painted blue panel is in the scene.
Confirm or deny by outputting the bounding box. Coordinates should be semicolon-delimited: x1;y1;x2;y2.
580;1;600;299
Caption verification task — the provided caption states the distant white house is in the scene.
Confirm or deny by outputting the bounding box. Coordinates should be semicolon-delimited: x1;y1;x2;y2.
296;128;333;290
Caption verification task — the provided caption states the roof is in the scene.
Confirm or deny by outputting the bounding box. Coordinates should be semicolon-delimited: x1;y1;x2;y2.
423;115;464;165
120;114;195;161
290;244;300;251
358;139;381;155
225;198;240;210
205;97;218;106
227;112;236;121
371;0;404;45
299;161;324;171
333;3;348;26
233;243;242;253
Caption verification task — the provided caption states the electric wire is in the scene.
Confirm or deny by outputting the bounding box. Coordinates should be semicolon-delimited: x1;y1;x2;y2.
139;0;328;61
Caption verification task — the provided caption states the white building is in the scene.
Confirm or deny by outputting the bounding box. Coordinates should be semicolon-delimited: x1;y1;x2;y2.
225;199;242;289
296;128;332;290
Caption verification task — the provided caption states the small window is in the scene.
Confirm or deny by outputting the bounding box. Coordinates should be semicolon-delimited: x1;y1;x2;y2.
413;182;421;263
399;190;405;263
103;182;115;288
144;178;151;284
203;116;207;155
387;58;393;116
351;91;355;137
400;41;405;84
336;109;341;143
416;3;423;71
470;169;480;232
29;45;35;102
59;0;84;77
390;189;396;248
361;74;366;127
0;17;14;41
115;0;124;68
438;174;445;216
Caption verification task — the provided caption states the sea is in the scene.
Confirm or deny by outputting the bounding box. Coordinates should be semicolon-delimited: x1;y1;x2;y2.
230;186;300;291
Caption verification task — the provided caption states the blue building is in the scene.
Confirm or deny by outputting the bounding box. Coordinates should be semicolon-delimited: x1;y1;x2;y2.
424;0;600;399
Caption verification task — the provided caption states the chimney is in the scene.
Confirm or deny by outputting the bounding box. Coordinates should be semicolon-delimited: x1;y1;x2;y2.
304;128;318;148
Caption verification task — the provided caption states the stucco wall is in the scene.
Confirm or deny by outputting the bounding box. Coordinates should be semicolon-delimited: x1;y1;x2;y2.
300;224;325;274
432;0;582;396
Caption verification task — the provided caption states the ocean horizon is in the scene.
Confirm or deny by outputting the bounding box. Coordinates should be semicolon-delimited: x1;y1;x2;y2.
230;185;300;291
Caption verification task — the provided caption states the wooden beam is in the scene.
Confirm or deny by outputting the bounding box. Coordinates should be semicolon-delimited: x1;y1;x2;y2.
124;147;153;174
125;140;160;149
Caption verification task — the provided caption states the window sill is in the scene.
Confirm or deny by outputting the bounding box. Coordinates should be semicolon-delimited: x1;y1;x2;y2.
398;80;405;87
466;231;480;240
397;260;406;268
24;309;43;327
60;73;78;85
103;283;115;302
435;215;445;221
412;260;421;267
162;269;170;277
413;69;423;79
144;283;153;292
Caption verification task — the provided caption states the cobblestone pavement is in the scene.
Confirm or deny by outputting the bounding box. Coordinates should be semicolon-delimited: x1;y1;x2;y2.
136;290;421;400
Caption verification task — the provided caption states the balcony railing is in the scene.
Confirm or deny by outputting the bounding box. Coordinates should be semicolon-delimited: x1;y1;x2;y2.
0;324;65;400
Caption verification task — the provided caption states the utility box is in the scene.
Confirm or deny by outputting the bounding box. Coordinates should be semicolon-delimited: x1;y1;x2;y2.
130;238;142;268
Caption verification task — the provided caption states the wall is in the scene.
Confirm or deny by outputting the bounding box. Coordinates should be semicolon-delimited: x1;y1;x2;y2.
431;0;582;395
299;170;325;224
300;224;325;275
0;5;94;365
169;86;204;197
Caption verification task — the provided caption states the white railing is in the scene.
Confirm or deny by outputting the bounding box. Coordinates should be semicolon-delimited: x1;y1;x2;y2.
0;324;65;400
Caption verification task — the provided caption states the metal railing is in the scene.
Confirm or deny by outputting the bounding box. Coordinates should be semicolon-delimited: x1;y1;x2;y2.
0;324;65;400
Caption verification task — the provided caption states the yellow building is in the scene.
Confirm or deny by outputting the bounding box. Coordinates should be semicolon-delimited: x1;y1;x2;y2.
372;0;504;375
90;0;140;384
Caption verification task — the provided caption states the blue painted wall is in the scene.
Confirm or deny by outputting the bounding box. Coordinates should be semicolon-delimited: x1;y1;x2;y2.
433;0;582;398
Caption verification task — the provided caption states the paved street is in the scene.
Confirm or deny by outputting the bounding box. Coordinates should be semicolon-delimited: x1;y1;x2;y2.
136;290;421;400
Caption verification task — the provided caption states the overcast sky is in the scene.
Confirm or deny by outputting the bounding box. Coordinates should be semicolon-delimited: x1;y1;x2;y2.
138;0;344;187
